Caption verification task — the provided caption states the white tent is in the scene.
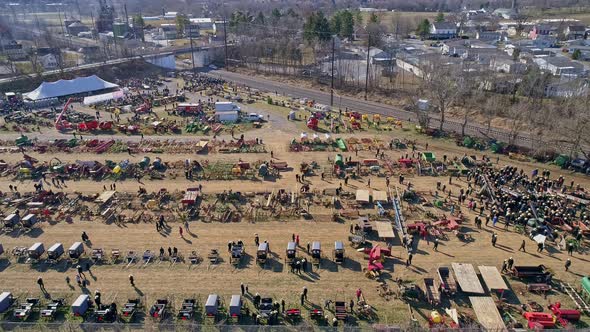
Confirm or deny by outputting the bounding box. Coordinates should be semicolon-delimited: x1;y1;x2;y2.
24;75;119;101
83;90;126;105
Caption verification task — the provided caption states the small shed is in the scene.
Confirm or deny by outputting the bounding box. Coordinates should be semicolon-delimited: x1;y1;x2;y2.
229;295;242;317
72;294;90;316
205;294;219;316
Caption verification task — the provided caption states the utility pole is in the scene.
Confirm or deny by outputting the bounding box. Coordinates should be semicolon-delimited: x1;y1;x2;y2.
124;4;129;27
364;35;371;101
75;0;82;19
330;36;335;107
223;17;228;69
90;11;98;41
189;24;195;72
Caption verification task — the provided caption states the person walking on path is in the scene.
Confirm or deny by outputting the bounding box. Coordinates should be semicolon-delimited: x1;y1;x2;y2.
300;293;304;306
241;283;245;295
501;260;508;273
491;233;498;247
255;234;260;247
507;257;514;270
37;277;46;293
179;226;183;238
303;287;308;301
519;240;526;252
76;265;86;279
356;288;362;302
129;275;135;287
433;238;439;251
350;299;355;313
406;253;413;267
565;259;571;271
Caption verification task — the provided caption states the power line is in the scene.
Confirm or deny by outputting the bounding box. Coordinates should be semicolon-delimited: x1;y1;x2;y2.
228;21;377;38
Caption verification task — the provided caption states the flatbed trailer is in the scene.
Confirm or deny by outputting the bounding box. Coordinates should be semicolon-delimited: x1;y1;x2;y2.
437;266;457;296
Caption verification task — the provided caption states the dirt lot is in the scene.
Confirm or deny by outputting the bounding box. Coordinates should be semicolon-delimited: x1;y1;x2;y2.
0;81;589;329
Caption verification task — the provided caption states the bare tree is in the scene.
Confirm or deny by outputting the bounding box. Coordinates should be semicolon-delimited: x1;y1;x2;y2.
506;101;531;147
555;91;590;159
419;61;460;131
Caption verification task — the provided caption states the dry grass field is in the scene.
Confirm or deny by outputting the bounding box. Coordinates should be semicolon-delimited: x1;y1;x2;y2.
0;77;589;329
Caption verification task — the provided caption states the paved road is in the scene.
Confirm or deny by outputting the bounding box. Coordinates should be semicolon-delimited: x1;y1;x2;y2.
207;69;548;150
0;45;228;85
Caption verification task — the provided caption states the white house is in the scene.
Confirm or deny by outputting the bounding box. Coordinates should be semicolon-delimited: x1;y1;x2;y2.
476;31;505;43
430;22;457;39
163;12;178;20
39;53;59;70
533;57;585;77
369;48;393;65
158;24;177;40
490;57;527;74
190;18;216;33
564;25;586;40
544;79;589;97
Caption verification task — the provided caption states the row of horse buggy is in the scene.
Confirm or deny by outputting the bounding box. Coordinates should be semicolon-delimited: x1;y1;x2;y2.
5;241;85;265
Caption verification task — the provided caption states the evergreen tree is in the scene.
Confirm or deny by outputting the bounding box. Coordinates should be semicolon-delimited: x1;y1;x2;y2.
369;13;379;24
331;13;342;35
417;19;431;38
435;12;445;22
572;49;581;60
176;14;189;35
254;11;265;25
314;11;332;42
271;8;282;24
303;13;317;42
340;10;354;39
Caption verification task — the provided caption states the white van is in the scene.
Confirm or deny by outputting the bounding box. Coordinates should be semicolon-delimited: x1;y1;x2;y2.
313;104;331;113
245;113;264;122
